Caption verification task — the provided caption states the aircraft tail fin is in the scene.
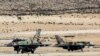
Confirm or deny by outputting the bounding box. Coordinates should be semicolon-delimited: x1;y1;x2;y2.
55;35;65;44
32;29;42;44
34;29;42;38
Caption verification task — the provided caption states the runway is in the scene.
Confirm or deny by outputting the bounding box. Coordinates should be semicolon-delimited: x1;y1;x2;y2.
0;52;100;56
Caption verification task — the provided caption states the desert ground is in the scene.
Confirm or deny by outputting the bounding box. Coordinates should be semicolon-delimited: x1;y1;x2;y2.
0;13;100;56
0;13;100;44
0;13;100;33
0;0;100;56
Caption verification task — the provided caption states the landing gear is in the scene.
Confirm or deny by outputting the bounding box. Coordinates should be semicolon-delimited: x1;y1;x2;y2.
16;48;20;54
81;49;83;52
20;48;35;54
17;50;20;54
68;49;70;51
30;49;34;53
68;49;74;52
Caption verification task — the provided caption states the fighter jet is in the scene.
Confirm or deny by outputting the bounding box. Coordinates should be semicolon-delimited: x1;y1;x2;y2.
11;29;43;54
55;35;86;52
